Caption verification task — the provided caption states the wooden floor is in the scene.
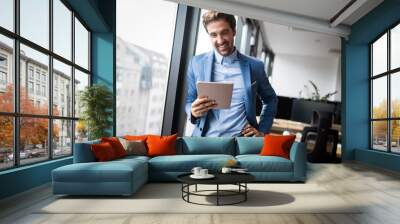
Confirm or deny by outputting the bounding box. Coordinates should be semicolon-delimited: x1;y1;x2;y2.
1;162;400;224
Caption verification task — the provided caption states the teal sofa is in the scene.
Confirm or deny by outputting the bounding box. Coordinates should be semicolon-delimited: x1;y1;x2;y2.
52;137;306;196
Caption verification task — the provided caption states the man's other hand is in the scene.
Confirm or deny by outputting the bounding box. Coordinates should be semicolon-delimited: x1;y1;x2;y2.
191;96;218;118
241;124;264;137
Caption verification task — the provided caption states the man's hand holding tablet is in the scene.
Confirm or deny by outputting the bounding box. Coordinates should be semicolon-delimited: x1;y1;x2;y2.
191;96;218;118
191;82;234;119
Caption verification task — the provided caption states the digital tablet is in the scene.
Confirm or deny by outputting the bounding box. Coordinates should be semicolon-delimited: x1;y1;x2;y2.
196;81;234;109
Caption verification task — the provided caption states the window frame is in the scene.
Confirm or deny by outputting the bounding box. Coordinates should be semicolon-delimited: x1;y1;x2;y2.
0;0;91;171
369;21;400;154
0;71;6;85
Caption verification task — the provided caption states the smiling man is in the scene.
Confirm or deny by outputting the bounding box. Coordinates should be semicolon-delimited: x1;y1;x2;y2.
185;11;277;137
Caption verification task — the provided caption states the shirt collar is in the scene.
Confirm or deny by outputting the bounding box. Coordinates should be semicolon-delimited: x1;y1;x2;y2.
214;48;238;65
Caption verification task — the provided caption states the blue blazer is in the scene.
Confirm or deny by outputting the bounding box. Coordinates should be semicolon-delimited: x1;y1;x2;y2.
185;51;278;136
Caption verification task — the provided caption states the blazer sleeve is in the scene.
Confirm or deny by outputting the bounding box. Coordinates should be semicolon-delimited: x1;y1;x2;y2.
256;61;278;134
185;59;200;124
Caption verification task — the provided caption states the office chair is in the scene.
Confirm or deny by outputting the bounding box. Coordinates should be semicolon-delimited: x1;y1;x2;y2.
300;111;339;163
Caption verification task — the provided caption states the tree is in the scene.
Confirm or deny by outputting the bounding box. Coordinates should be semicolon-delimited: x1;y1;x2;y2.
76;119;87;141
0;84;59;151
0;85;14;149
0;116;12;149
372;100;387;139
372;99;400;143
79;84;113;140
391;99;400;143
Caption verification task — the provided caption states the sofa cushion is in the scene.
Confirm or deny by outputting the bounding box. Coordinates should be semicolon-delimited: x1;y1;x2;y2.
147;134;177;157
124;135;149;141
115;155;150;163
119;138;147;156
53;158;147;183
235;137;263;155
101;137;127;158
91;142;118;161
236;155;293;172
148;154;235;172
260;134;296;159
178;137;235;155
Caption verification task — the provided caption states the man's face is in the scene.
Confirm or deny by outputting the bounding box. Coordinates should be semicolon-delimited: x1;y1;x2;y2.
206;19;236;56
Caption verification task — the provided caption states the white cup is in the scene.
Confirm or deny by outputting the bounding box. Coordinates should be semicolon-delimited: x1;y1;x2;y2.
200;169;208;176
221;167;232;174
191;167;202;176
283;130;290;136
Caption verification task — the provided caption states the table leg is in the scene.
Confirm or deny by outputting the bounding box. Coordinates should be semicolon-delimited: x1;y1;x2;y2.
195;184;197;192
181;184;183;199
217;184;219;206
187;184;190;202
245;183;247;201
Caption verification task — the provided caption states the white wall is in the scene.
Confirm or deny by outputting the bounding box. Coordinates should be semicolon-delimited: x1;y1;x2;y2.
270;53;341;101
333;56;341;101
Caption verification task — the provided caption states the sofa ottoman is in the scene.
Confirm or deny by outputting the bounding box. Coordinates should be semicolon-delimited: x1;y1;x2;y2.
52;140;149;195
52;154;149;195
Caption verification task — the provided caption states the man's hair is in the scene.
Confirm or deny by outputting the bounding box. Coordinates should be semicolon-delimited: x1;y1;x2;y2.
202;11;236;32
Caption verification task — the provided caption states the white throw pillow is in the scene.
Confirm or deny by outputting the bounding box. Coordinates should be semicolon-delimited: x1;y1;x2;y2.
118;138;147;156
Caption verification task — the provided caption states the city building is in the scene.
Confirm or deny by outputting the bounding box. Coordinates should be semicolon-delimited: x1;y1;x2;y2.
116;37;168;135
0;0;400;223
0;41;75;161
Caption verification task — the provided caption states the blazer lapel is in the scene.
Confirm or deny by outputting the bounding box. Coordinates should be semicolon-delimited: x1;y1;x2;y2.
203;52;214;82
238;53;256;123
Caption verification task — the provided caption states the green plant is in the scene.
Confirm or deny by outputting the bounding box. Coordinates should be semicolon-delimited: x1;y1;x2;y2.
308;80;320;100
79;84;113;140
304;80;337;101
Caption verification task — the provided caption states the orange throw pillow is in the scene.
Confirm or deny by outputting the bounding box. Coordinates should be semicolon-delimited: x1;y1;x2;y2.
101;137;127;158
260;134;296;159
91;142;117;161
124;135;149;141
146;134;177;157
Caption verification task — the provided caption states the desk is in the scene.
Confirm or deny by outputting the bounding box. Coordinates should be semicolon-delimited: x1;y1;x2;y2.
270;118;341;135
270;118;342;156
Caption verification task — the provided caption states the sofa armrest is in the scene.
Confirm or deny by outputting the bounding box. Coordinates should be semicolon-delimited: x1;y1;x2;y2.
289;142;307;182
73;140;100;163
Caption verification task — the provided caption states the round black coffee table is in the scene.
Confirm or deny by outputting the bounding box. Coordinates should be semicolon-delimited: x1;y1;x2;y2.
177;173;255;206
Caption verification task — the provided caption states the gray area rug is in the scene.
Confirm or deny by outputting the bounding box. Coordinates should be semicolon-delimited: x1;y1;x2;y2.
38;183;362;214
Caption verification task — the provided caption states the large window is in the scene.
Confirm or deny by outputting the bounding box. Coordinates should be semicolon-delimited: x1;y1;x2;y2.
370;23;400;153
20;0;49;49
0;0;14;32
53;0;72;60
0;0;91;170
116;0;178;135
195;10;214;55
0;35;13;111
74;17;89;70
